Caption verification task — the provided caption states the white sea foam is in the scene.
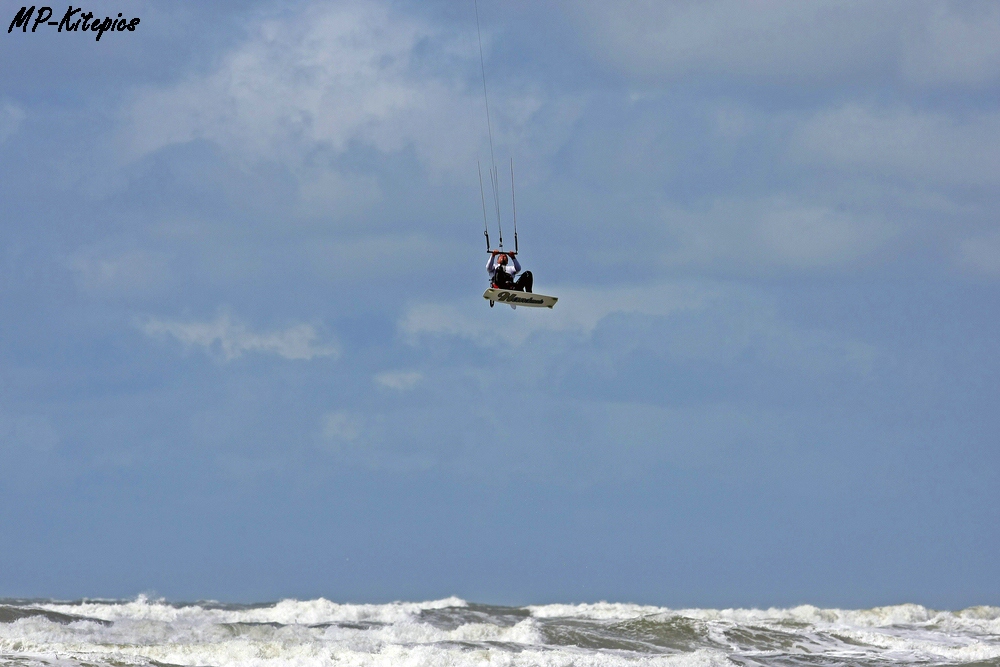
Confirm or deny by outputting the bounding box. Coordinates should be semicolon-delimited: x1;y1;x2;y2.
35;594;467;625
528;601;669;620
3;597;999;667
528;601;1000;631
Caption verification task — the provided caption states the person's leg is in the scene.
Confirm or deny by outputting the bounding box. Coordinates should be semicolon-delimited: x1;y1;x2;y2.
495;270;514;289
515;270;532;292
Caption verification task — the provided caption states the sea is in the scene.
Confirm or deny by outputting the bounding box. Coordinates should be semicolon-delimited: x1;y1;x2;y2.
2;597;999;667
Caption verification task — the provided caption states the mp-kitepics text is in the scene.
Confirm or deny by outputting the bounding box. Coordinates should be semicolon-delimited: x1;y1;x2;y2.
8;6;140;41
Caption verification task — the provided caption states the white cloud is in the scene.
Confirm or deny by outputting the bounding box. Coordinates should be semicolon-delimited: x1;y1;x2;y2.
374;371;422;390
125;2;481;174
121;0;580;224
794;104;1000;186
141;313;338;361
568;0;1000;87
662;197;893;271
0;100;26;144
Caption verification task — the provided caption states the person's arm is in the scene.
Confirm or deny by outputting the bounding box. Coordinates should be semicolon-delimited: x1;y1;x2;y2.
511;255;521;273
487;254;497;275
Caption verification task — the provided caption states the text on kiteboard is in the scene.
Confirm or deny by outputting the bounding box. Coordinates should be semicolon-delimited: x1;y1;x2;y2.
496;291;544;305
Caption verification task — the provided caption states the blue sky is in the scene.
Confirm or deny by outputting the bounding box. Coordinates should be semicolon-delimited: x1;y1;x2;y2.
1;0;998;608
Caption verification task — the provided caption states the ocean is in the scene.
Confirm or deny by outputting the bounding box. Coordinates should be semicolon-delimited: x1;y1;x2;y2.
2;597;998;667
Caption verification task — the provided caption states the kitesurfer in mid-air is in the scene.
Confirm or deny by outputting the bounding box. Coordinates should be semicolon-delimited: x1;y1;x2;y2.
488;251;532;292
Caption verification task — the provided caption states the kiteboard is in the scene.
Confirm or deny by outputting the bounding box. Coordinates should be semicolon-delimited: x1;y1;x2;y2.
484;288;557;309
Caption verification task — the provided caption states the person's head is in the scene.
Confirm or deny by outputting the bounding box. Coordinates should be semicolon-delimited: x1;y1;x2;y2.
498;253;508;265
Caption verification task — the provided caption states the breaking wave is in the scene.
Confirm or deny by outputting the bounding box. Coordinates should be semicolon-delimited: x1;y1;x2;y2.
1;597;998;667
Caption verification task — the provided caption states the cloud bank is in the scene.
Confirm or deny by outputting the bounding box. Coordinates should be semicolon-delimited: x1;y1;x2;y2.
141;313;338;361
570;0;1000;86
